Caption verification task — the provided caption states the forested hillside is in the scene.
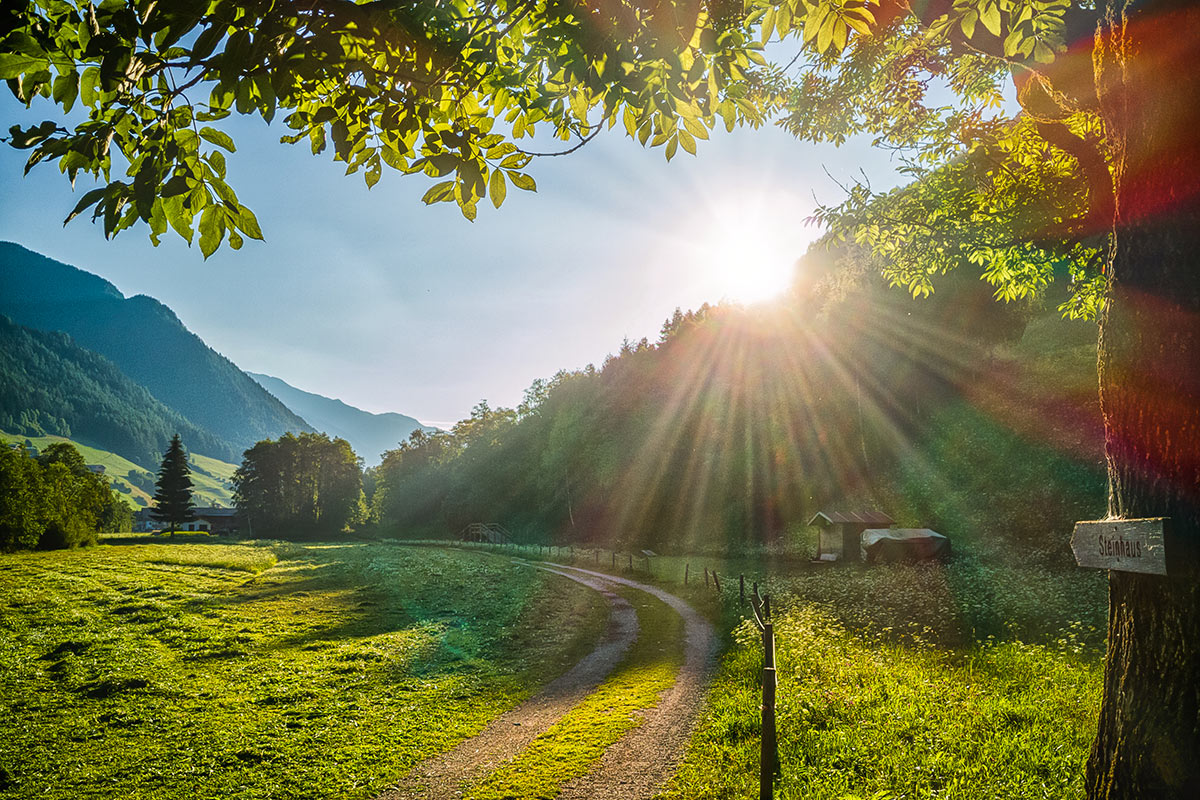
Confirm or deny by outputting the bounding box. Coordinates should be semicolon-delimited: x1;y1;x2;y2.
373;255;1105;565
0;242;313;457
0;315;229;466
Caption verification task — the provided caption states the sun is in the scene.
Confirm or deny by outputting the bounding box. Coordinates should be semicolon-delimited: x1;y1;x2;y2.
701;221;801;304
675;190;816;306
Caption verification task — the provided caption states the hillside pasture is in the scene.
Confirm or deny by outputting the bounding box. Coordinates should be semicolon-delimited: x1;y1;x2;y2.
0;542;607;799
0;431;239;508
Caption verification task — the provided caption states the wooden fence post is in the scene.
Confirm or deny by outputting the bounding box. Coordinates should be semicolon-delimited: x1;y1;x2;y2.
685;563;689;585
628;552;633;571
740;574;745;602
713;571;721;593
749;587;780;800
762;615;778;798
704;567;710;587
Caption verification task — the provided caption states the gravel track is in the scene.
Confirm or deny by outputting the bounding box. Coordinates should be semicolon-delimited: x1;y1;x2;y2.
377;565;638;800
547;565;717;800
378;561;715;800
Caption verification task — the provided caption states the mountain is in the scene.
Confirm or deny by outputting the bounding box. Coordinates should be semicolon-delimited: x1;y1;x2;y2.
249;372;431;465
0;242;313;460
0;314;230;466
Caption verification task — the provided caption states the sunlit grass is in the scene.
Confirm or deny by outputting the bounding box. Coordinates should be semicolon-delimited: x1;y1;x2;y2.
662;606;1101;800
0;541;607;800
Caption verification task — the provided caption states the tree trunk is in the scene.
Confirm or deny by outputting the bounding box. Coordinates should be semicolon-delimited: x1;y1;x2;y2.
1088;2;1200;797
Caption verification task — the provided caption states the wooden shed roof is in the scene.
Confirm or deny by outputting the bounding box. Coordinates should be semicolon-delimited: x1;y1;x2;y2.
808;510;895;526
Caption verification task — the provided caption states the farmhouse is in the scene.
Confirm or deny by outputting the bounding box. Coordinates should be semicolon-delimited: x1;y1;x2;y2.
132;506;244;535
194;507;242;535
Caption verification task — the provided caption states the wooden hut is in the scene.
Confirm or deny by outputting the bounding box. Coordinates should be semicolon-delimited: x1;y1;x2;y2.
460;522;512;544
808;510;895;562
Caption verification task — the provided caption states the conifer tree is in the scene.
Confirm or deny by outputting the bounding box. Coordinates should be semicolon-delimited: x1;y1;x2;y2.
151;435;196;533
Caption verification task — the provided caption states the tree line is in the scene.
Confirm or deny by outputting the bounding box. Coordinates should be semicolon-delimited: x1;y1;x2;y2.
0;442;132;551
366;268;1097;559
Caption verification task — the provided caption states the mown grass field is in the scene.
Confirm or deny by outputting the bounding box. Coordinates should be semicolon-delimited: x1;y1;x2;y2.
0;541;607;799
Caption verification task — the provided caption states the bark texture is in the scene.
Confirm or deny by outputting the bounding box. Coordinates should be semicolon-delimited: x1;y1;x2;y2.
1088;2;1200;797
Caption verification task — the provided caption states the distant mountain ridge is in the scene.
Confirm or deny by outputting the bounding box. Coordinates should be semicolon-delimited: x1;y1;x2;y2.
0;242;314;461
249;372;431;465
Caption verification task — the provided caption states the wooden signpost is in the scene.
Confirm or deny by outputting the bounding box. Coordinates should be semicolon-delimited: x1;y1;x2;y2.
1071;517;1168;575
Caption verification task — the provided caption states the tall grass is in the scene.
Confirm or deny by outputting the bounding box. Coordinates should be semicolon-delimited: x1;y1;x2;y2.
664;605;1101;800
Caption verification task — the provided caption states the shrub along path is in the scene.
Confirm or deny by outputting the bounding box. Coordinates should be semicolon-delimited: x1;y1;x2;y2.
382;562;716;800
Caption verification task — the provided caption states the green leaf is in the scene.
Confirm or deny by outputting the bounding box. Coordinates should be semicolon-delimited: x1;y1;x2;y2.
460;201;477;221
817;12;836;53
959;10;978;39
199;127;236;152
63;187;106;225
980;3;1002;36
421;180;456;204
831;18;849;51
677;128;696;155
198;204;224;258
206;149;226;179
0;53;47;80
52;72;79;113
379;143;406;171
760;7;776;43
489;168;506;209
665;135;678;161
506;171;536;192
79;66;99;106
163;195;194;244
208;173;239;209
238;205;263;240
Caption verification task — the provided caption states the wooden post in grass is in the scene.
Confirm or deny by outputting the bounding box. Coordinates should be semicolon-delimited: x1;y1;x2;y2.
685;563;690;585
740;574;745;602
750;585;779;799
612;551;616;570
628;552;633;571
713;571;721;593
704;567;709;587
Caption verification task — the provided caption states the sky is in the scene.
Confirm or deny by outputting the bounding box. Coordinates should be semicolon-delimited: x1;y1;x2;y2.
0;95;903;429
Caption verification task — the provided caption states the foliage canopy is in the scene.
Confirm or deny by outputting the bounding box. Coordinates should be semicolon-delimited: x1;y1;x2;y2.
3;0;1112;315
0;440;131;550
233;431;364;537
2;0;766;254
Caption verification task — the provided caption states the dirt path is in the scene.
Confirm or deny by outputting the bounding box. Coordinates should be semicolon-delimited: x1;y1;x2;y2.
547;565;717;800
378;565;638;800
379;561;716;800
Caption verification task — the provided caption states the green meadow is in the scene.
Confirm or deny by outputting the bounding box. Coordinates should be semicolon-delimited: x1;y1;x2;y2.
1;539;1107;799
662;571;1104;800
0;542;606;799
